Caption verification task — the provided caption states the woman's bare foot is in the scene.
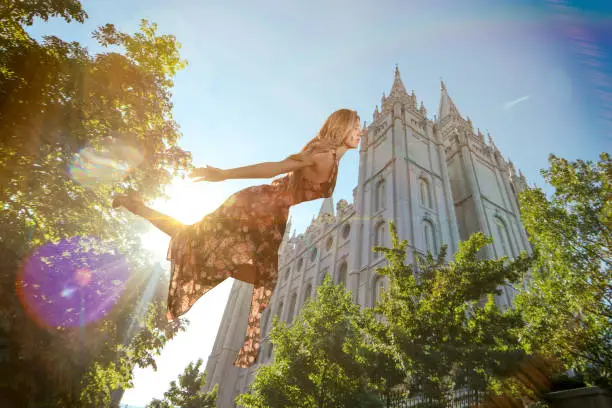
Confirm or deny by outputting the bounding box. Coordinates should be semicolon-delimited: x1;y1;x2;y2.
111;189;145;213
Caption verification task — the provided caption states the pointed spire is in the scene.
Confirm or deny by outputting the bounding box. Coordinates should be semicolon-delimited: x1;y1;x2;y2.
389;64;407;96
438;80;462;121
318;197;334;217
419;101;427;117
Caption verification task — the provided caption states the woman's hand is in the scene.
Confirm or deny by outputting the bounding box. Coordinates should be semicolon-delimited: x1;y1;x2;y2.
189;165;227;182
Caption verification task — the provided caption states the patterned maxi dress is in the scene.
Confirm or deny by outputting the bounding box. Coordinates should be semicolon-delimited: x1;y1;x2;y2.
166;150;339;368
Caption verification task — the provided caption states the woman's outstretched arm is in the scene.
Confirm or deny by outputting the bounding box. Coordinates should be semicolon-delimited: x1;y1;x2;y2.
190;154;317;182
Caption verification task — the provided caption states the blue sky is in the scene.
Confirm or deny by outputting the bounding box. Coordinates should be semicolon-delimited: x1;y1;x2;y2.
27;0;610;405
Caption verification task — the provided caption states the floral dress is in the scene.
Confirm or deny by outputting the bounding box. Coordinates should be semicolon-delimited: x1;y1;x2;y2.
166;150;339;368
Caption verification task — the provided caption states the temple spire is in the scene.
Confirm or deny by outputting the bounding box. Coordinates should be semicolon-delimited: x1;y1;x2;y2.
318;197;334;217
389;64;407;96
438;79;462;121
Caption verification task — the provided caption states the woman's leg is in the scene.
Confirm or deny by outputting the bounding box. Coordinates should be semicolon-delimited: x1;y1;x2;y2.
113;194;185;237
137;206;185;237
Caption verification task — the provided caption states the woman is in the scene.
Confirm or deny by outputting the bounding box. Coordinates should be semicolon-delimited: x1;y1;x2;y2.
112;109;363;368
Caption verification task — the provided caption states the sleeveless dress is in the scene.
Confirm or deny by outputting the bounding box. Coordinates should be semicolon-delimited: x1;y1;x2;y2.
166;150;339;368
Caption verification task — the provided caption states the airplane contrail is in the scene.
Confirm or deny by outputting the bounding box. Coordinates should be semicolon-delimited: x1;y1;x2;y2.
504;95;531;109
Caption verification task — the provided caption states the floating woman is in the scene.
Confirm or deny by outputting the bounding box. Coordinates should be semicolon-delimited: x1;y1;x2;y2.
112;109;364;368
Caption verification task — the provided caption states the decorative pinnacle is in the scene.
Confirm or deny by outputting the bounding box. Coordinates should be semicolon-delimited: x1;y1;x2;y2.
389;64;407;96
440;78;447;91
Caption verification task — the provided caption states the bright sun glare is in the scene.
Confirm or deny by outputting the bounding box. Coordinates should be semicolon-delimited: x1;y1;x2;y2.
139;177;230;260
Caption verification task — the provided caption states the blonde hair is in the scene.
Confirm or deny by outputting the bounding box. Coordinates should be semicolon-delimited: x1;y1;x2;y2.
286;109;359;201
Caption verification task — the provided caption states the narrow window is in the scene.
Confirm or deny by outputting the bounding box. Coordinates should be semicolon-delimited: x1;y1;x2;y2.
375;180;386;211
287;293;297;324
419;178;431;208
338;262;348;286
423;220;436;256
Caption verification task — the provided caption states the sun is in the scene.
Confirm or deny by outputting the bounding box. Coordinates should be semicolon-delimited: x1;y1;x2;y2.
139;177;232;259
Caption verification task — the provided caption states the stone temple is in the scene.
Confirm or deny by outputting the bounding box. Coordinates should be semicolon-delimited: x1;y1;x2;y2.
203;66;532;407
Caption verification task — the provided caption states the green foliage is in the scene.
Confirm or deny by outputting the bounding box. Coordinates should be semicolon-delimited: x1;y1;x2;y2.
516;153;611;387
145;359;217;408
79;301;187;408
1;0;87;27
369;222;533;402
237;275;387;408
0;1;192;406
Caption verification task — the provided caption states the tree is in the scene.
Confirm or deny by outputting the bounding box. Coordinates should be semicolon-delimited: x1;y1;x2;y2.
516;153;611;387
145;359;217;408
0;1;192;406
368;222;534;404
237;275;390;408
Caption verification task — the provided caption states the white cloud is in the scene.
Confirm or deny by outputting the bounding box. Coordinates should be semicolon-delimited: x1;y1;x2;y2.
504;95;531;109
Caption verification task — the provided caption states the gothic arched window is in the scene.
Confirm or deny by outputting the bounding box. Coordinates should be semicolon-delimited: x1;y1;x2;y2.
419;178;431;208
277;300;284;321
375;179;386;211
310;247;318;262
423;220;437;256
495;216;513;257
373;276;386;307
338;262;348;286
374;221;386;258
302;282;312;307
342;223;351;239
267;343;273;359
287;292;297;324
326;236;333;251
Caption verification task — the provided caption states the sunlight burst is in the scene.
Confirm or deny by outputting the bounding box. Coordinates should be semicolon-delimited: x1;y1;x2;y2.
140;177;231;260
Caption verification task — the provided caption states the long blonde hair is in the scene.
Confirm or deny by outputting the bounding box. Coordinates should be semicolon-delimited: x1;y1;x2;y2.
286;109;359;201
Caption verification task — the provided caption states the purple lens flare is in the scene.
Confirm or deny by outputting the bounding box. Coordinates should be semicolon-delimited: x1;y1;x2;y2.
16;236;130;328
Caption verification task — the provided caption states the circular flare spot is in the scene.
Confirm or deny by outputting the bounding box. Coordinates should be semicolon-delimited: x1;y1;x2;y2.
17;237;129;328
69;138;144;187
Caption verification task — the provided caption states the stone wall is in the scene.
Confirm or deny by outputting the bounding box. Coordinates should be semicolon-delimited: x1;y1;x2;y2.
545;387;612;408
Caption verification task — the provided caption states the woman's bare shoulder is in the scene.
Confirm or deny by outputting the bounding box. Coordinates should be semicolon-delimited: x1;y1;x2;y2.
303;150;335;181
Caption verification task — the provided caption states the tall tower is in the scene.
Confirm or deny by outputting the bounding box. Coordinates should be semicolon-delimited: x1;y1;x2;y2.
350;65;461;308
202;68;531;406
437;80;531;307
202;281;253;407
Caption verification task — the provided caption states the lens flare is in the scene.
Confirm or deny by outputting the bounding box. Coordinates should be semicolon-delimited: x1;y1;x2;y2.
69;138;144;187
16;236;130;328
